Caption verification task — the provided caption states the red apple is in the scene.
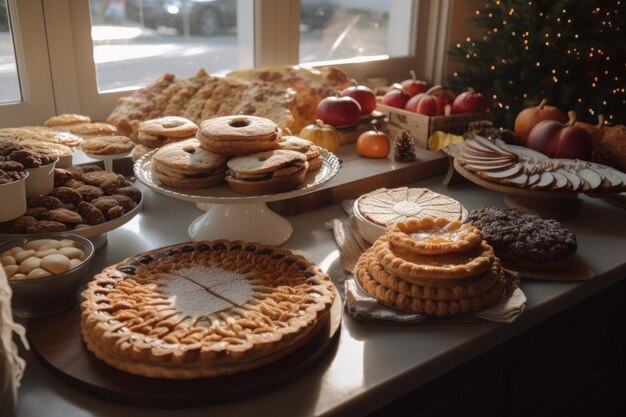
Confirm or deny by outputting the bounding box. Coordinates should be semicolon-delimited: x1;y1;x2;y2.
400;70;429;96
527;111;592;160
382;84;412;108
340;83;376;116
415;95;445;116
404;86;446;116
451;87;489;114
315;96;362;128
431;86;456;105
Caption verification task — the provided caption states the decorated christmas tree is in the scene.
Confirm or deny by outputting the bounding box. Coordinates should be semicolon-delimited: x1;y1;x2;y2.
448;0;625;129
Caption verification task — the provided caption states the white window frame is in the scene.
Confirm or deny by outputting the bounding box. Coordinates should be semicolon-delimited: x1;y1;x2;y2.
8;0;453;124
0;0;56;127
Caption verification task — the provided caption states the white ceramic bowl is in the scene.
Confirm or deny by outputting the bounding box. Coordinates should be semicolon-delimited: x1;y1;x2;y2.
352;197;469;244
0;173;29;222
25;157;58;197
1;233;95;318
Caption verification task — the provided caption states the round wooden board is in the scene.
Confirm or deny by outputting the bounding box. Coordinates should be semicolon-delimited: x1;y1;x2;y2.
27;291;342;407
453;158;581;219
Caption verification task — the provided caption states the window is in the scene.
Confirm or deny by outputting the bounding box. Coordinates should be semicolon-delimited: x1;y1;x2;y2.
0;0;54;126
0;0;21;103
299;0;414;66
2;0;449;125
88;0;254;92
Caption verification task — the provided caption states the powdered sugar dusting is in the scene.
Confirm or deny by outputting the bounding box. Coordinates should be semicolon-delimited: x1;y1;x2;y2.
158;267;257;316
159;274;231;318
176;266;245;289
212;277;256;306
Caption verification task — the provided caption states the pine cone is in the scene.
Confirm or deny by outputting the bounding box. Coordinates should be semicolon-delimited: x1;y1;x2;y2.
394;130;417;162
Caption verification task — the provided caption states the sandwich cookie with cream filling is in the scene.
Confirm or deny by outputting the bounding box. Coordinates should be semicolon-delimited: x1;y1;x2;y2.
198;115;281;157
278;136;323;172
137;116;199;149
151;139;228;189
225;149;308;195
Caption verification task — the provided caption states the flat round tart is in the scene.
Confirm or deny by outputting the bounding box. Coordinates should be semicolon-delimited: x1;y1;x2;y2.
387;217;482;255
362;248;502;301
357;187;463;227
468;206;577;271
81;240;336;379
354;251;505;316
374;237;495;286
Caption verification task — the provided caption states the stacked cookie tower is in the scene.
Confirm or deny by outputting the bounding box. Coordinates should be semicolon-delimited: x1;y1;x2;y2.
354;217;505;316
150;115;322;195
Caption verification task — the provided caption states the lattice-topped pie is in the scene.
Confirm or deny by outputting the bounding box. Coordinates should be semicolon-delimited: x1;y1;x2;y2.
81;240;336;379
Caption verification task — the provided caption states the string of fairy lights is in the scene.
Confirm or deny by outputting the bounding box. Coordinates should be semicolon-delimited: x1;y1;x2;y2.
449;0;625;127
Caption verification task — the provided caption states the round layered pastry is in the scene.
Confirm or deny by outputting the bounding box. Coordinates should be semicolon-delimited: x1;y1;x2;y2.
137;116;199;149
468;206;577;271
198;115;282;157
150;139;228;189
225;149;308;195
354;217;505;316
81;240;336;379
357;187;464;227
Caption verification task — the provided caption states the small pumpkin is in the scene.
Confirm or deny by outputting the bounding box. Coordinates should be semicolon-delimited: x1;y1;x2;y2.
514;98;568;145
299;119;341;153
574;114;605;149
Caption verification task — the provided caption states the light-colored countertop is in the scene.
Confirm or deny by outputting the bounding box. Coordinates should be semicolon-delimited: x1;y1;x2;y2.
14;175;626;417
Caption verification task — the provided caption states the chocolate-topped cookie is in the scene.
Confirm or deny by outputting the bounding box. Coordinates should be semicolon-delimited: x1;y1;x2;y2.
468;207;577;271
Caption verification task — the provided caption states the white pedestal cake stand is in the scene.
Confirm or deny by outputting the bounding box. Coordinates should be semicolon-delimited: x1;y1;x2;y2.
134;149;340;245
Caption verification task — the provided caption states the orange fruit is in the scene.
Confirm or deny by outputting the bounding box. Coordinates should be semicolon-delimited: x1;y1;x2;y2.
356;131;390;158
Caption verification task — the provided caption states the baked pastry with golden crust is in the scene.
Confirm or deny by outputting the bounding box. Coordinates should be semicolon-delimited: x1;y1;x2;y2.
81;240;336;379
137;116;198;149
79;136;134;155
198;115;281;156
69;123;118;136
150;139;228;189
354;251;504;316
374;236;495;286
386;217;483;255
225;149;308;195
357;187;463;227
278;136;322;172
44;114;91;127
363;248;501;301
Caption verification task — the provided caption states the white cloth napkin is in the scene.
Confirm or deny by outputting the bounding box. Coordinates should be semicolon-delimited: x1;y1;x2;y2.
344;278;526;324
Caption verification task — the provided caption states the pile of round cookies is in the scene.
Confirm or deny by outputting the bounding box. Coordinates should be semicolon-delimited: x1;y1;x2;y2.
354;217;506;316
0;113;136;163
2;238;86;280
147;115;323;195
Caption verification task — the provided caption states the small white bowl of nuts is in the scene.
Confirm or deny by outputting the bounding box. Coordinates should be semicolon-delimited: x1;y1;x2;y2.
0;233;94;317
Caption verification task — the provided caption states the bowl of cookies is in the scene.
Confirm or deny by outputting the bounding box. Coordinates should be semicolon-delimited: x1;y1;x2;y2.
353;187;469;244
0;233;95;318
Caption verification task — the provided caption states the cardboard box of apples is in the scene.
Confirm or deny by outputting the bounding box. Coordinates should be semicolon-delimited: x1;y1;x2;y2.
376;71;492;148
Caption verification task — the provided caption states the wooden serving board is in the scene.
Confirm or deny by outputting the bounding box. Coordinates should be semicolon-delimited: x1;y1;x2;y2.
269;145;448;215
27;292;342;407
